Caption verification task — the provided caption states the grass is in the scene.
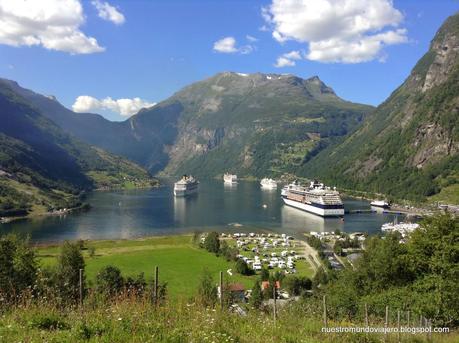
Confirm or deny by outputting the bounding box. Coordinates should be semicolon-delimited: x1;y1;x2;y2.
37;234;315;297
428;183;459;204
1;299;458;343
37;235;258;297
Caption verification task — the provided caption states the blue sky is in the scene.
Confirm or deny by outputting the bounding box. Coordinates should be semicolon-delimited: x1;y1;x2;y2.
0;0;458;121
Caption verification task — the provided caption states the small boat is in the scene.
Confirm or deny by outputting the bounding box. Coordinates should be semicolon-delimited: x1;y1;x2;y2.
223;173;238;184
370;200;390;208
260;178;277;189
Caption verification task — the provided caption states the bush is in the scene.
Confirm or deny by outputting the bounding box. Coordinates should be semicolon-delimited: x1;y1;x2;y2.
250;280;263;309
55;241;85;303
125;273;147;295
204;232;220;254
283;276;312;296
29;313;69;331
235;259;253;276
219;240;238;261
88;246;96;258
197;269;217;307
0;234;37;302
95;266;124;297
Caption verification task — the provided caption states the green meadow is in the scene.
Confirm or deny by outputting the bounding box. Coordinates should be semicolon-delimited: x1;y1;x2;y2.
36;234;314;297
37;235;253;296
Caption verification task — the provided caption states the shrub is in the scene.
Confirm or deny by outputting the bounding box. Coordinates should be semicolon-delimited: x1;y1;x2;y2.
235;259;253;276
250;280;263;309
95;265;124;297
283;276;312;296
197;269;217;307
29;313;69;331
204;232;220;254
0;234;37;302
55;241;85;303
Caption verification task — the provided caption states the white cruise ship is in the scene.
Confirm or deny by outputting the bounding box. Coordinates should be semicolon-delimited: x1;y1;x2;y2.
370;200;390;208
223;173;237;184
174;175;199;197
260;178;277;189
281;180;344;217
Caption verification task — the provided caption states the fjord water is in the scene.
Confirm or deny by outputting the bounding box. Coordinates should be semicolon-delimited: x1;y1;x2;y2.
2;180;401;243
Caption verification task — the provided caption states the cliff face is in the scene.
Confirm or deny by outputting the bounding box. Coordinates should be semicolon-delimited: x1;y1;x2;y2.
302;13;459;201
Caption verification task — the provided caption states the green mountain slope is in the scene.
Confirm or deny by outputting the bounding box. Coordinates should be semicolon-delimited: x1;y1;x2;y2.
301;13;459;203
0;82;156;218
7;73;372;177
133;73;373;177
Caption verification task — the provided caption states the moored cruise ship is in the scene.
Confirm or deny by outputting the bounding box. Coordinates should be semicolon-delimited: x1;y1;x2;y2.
370;200;390;208
260;178;277;189
174;175;199;197
281;180;344;217
223;173;238;184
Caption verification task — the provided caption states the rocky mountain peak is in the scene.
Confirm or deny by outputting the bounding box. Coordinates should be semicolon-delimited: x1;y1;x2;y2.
422;13;459;92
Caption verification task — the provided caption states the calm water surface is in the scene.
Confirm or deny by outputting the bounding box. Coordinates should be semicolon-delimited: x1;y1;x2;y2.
2;179;402;243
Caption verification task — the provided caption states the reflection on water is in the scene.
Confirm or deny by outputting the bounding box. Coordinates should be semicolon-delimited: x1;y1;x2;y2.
281;206;344;233
1;179;403;243
223;182;238;191
371;206;385;214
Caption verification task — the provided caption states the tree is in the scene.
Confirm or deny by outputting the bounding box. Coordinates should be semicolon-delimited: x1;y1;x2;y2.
283;276;312;296
260;268;270;281
235;259;253;276
204;232;220;254
250;280;263;309
95;265;124;297
56;241;85;303
0;234;37;302
197;269;217;307
219;240;238;261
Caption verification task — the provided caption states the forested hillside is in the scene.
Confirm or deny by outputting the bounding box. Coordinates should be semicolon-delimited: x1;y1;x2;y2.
301;13;459;203
0;82;155;218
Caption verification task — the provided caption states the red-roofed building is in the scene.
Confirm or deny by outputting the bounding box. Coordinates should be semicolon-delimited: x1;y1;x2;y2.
261;281;280;290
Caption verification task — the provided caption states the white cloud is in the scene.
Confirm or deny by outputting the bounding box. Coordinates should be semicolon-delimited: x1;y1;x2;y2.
246;35;258;42
0;0;105;54
263;0;408;63
92;0;125;25
72;95;156;117
275;50;301;67
213;36;254;54
213;37;238;53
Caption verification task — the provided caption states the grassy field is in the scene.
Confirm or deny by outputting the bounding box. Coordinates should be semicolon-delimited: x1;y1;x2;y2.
37;234;314;297
37;235;260;297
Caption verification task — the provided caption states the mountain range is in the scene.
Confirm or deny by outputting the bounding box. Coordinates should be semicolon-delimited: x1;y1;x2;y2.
1;13;458;210
4;73;372;178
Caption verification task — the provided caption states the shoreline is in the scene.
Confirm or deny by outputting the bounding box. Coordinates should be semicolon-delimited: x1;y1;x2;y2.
1;183;160;225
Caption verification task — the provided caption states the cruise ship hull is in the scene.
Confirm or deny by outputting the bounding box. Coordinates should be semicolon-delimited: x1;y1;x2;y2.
174;187;198;197
282;197;344;217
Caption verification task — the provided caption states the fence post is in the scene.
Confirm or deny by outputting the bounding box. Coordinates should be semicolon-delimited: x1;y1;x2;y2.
273;284;277;326
323;295;327;329
79;268;83;308
428;319;432;342
154;266;159;306
364;303;369;327
397;310;401;343
219;271;223;309
384;306;389;343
